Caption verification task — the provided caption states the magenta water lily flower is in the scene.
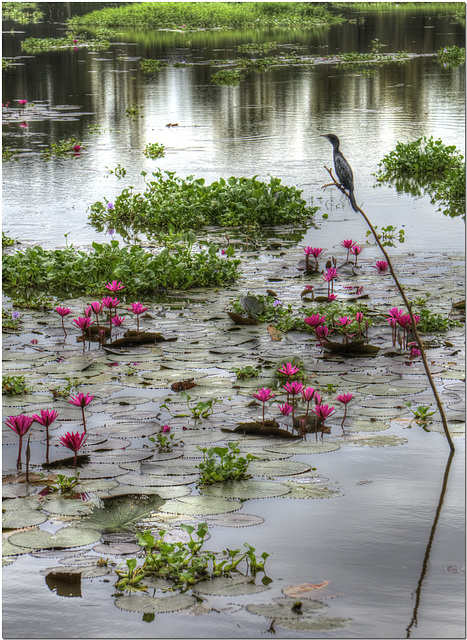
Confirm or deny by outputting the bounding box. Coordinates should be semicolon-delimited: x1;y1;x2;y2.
127;302;149;335
304;313;326;329
312;404;335;436
314;393;322;406
328;293;338;302
111;315;125;327
278;403;293;416
337;316;352;344
161;425;171;433
73;144;81;153
411;347;421;358
301;387;315;419
373;260;389;272
283;380;303;426
55;306;72;337
253;388;276;427
277;362;300;377
32;409;58;464
340;239;355;262
105;280;125;292
18;99;27;107
6;414;34;468
69;393;94;433
102;296;120;309
72;316;94;331
303;247;323;270
388;307;404;318
60;431;88;466
350;244;363;267
336;393;353;432
355;312;364;338
323;267;339;295
315;325;332;344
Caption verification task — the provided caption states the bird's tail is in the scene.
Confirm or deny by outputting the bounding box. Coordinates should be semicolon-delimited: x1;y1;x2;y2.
349;190;359;212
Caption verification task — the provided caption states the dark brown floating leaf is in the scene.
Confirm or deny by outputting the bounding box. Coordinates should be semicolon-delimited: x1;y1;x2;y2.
226;311;257;325
223;421;301;439
322;340;380;356
106;332;174;347
266;289;277;297
171;379;197;392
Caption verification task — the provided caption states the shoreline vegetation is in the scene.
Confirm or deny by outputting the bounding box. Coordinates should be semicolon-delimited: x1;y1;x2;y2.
67;2;345;30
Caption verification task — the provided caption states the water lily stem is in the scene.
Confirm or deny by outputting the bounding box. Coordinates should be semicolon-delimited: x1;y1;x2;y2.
323;166;454;453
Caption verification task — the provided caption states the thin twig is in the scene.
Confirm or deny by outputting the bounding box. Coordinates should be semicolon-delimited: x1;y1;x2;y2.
322;165;454;452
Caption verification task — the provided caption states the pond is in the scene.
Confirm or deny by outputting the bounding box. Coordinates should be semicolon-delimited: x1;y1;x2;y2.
2;3;465;639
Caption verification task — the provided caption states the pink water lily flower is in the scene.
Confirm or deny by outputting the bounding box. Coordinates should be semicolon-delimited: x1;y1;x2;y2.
72;316;94;331
301;387;316;419
323;267;339;295
5;414;34;468
312;404;335;436
355;312;364;323
278;403;293;416
253;388;276;427
336;393;353;432
397;314;411;329
410;347;421;358
314;393;322;406
277;362;300;377
283;380;304;396
55;306;72;337
161;425;171;433
32;409;58;464
73;144;81;153
127;302;149;335
18;99;27;107
340;239;355;261
315;325;332;343
105;280;126;292
102;296;120;309
60;431;88;466
111;315;125;327
69;393;94;432
337;316;352;327
372;260;389;272
328;293;338;302
388;307;404;318
304;313;326;328
350;244;363;267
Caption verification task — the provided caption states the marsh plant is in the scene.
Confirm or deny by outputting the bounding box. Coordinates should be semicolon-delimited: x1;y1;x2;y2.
41;138;84;159
405;401;436;421
196;442;257;485
119;522;270;592
2;374;31;396
143;142;165;159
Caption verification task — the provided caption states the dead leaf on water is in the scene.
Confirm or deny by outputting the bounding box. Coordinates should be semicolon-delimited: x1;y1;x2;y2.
282;581;331;598
267;325;282;341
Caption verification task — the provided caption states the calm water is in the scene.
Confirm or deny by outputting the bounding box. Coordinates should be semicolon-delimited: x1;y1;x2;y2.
2;3;465;252
2;4;466;639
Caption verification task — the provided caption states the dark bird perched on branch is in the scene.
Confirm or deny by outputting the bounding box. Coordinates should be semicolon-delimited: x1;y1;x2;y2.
320;133;359;212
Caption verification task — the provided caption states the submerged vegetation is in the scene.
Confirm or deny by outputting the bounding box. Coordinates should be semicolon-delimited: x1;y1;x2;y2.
68;2;343;30
89;170;317;239
375;137;465;217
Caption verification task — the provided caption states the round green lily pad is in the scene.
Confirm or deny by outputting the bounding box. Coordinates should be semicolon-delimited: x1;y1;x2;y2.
2;538;31;556
264;441;340;455
200;480;290;500
74;479;119;493
160;496;242;516
281;480;342;499
345;435;408;447
275;616;350;632
117;473;198;487
249;459;311;477
201;513;265;528
8;526;102;550
41;497;97;517
194;575;270;596
246;597;326;618
114;593;196;614
2;511;48;529
343;418;390;432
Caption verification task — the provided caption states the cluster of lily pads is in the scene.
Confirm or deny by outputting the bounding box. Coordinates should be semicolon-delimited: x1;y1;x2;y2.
252;361;353;439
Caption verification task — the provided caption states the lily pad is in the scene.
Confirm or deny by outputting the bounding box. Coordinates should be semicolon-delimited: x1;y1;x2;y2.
114;593;196;614
275;616;350;632
80;494;165;533
160;496;242;516
2;511;49;529
264;441;340;455
200;480;290;500
344;435;408;447
246;597;326;618
201;513;265;528
117;473;198;487
40;564;112;578
8;526;102;550
41;497;97;517
281;480;342;499
194;574;270;596
249;459;311;477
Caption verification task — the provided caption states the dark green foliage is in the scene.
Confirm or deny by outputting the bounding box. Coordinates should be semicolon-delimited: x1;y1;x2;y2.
89;170;316;238
197;442;258;485
21;35;109;53
2;231;16;247
2;2;44;24
2;374;30;395
68;2;343;30
140;58;169;73
375;137;465;218
143;142;165;159
2;239;240;297
437;45;465;66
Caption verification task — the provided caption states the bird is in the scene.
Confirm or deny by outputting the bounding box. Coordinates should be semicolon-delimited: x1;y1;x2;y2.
320;133;359;212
